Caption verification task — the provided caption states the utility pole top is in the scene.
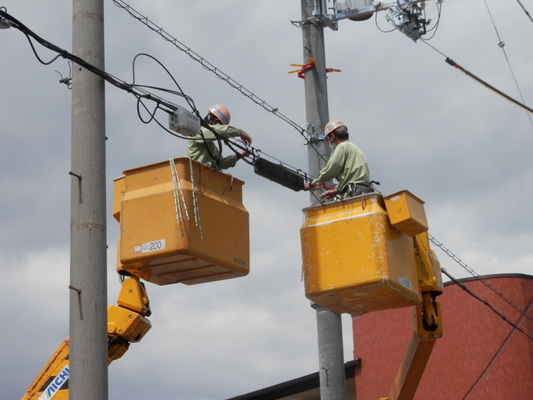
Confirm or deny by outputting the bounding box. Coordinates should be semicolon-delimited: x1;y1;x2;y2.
310;0;437;41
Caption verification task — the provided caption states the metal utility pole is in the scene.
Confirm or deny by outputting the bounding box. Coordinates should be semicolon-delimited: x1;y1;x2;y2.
300;1;346;399
70;0;108;399
301;0;331;189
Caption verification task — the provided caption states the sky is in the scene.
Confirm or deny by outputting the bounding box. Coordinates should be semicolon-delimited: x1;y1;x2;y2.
1;1;532;399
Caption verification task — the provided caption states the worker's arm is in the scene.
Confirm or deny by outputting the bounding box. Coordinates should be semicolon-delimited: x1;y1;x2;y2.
196;124;244;142
214;124;252;147
312;153;342;186
303;146;343;191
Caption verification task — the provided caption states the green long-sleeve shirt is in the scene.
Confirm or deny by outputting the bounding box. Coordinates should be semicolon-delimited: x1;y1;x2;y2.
311;141;370;193
187;124;243;169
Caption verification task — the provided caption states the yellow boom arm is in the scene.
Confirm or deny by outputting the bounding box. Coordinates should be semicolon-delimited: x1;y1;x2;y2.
21;276;151;400
381;232;444;400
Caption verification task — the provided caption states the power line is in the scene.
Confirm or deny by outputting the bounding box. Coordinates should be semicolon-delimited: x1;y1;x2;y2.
441;267;533;342
0;9;192;120
429;234;532;323
515;0;533;24
421;40;533;116
111;0;308;141
0;8;316;190
460;296;533;400
111;0;330;168
481;0;533;128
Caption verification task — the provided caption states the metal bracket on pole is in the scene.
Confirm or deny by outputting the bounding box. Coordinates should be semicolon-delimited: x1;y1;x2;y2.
307;122;326;142
314;0;431;31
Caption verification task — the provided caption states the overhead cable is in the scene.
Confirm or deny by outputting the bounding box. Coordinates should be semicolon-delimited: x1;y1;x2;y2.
0;9;193;122
111;0;308;141
459;295;533;400
111;0;330;167
422;41;533;115
445;56;533;115
482;0;533;127
0;8;313;189
441;267;533;341
430;234;532;323
515;0;533;24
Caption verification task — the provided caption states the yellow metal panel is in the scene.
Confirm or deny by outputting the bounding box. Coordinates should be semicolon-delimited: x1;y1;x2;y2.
21;340;70;400
115;276;151;316
384;190;428;236
300;194;421;314
414;233;444;294
112;175;125;223
107;305;152;343
116;158;249;285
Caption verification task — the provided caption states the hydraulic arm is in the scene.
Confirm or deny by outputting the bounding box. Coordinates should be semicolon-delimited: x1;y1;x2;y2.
21;276;151;400
381;232;443;400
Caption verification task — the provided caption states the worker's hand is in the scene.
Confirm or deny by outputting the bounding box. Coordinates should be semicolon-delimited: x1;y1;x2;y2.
319;189;339;199
238;149;251;159
240;131;252;146
303;182;313;191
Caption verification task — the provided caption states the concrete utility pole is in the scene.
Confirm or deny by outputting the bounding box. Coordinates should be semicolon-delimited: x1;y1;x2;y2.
300;1;346;399
70;0;108;399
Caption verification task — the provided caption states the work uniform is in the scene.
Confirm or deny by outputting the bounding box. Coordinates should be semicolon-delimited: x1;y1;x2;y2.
311;141;372;198
187;124;243;170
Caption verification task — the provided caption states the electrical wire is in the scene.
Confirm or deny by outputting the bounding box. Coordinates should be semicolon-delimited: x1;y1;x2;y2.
111;0;309;141
127;54;261;168
0;7;315;185
0;10;202;144
131;53;197;110
460;296;533;400
429;234;532;324
110;0;329;174
441;267;533;341
481;0;533;128
0;9;223;144
110;0;335;169
419;0;443;40
515;0;533;24
422;40;533;115
374;10;397;34
0;9;196;127
379;2;533;120
0;10;233;163
127;53;208;141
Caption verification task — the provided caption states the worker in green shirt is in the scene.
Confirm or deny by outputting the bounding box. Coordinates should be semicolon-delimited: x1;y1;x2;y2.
187;104;252;169
303;120;373;200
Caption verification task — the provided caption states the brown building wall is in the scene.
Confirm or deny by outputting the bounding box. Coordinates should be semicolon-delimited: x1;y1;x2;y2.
352;274;533;400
